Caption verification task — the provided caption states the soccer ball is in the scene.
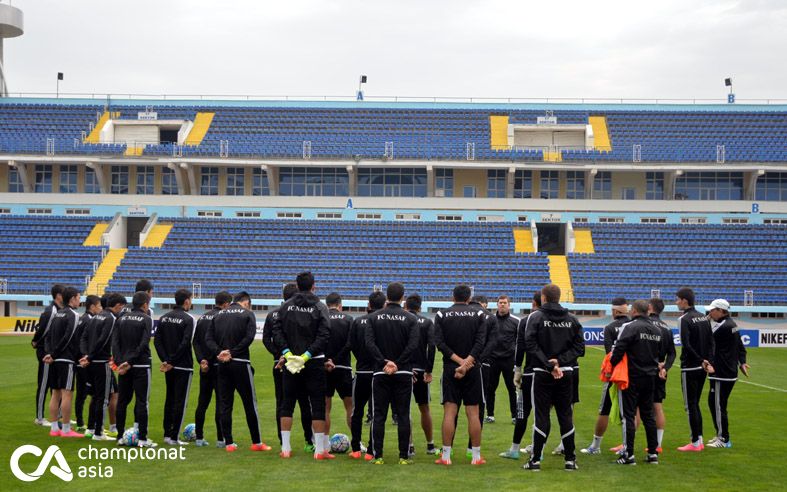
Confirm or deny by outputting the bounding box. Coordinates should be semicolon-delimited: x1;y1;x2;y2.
122;428;139;446
329;433;350;454
182;423;196;442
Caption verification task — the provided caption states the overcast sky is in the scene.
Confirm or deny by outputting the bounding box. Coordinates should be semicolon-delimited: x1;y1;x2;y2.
3;0;786;101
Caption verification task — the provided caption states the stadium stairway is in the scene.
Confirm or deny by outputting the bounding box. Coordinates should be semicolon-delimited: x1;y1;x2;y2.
184;112;215;145
573;228;595;254
489;115;509;149
548;255;574;302
513;228;535;252
83;111;119;143
124;146;145;156
83;223;108;247
142;224;173;248
589;115;612;151
85;248;127;296
544;150;563;162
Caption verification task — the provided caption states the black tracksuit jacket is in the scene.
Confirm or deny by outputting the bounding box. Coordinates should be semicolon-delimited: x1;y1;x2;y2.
434;303;488;369
112;308;153;367
679;307;715;369
610;315;663;377
523;302;584;372
154;307;195;369
365;303;419;373
80;309;117;362
206;303;257;362
272;292;331;358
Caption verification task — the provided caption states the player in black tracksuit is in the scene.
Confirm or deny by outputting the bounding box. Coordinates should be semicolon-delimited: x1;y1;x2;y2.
263;284;314;450
676;288;715;450
648;297;676;451
610;300;663;465
80;293;126;439
206;291;267;451
112;291;155;446
192;291;231;446
480;295;520;423
523;284;584;471
271;272;331;458
32;284;64;424
154;289;196;444
74;296;102;431
346;291;386;458
43;287;82;437
405;293;437;456
324;293;355;453
365;283;419;463
433;285;488;465
706;300;748;448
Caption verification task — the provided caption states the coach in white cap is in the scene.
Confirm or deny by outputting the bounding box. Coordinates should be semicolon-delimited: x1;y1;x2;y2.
705;299;749;449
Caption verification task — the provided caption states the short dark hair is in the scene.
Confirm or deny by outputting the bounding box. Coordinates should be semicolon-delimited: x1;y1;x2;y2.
326;292;342;307
471;295;488;305
386;283;405;302
214;291;232;308
296;271;315;292
100;293;109;309
175;288;192;307
368;291;386;312
135;279;154;293
631;300;649;316
453;284;472;303
106;293;127;308
234;291;251;304
497;294;510;302
649;297;665;315
611;297;628;306
51;284;65;300
132;291;150;309
84;295;101;311
542;284;561;304
676;287;695;306
61;287;79;305
533;290;542;308
405;293;423;312
282;283;298;302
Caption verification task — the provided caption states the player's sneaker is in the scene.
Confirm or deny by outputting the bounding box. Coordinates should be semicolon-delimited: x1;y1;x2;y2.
580;446;601;455
92;433;114;441
34;418;51;426
408;445;416;458
523;460;541;471
434;457;452;466
426;445;438;455
521;444;533;454
499;449;521;460
164;438;190;445
314;451;335;460
215;440;225;448
304;443;315;453
564;460;579;471
76;426;87;433
49;430;61;437
138;439;158;448
471;457;487;465
371;458;385;465
646;454;659;464
609;444;625;453
105;429;118;438
279;450;291;459
399;458;414;465
484;416;495;423
616;455;636;465
250;443;272;452
225;444;238;453
195;439;209;447
348;451;373;461
677;443;704;452
706;439;732;449
61;430;84;438
551;444;564;455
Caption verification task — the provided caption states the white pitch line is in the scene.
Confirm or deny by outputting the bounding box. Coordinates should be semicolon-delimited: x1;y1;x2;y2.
738;379;787;393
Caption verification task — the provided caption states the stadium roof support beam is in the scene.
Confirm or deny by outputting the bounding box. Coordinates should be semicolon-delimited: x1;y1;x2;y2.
426;165;435;198
587;169;596;199
262;165;278;196
86;162;108;194
345;164;356;197
506;167;516;198
9;161;31;193
744;170;765;201
665;170;679;200
182;163;198;195
167;162;187;196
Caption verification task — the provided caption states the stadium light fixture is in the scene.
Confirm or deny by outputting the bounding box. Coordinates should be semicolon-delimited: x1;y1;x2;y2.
56;72;63;98
725;77;735;103
357;75;367;101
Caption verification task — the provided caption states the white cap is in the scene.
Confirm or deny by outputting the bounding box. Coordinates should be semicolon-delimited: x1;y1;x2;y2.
707;299;730;312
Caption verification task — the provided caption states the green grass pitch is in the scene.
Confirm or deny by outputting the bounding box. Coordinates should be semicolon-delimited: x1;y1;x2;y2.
0;336;784;491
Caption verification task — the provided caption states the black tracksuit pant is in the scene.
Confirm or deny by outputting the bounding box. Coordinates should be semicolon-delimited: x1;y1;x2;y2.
116;367;151;441
217;361;260;446
87;362;113;436
681;369;706;442
485;357;517;419
621;375;658;457
350;372;373;452
36;358;50;420
194;364;223;441
708;379;736;442
371;373;412;459
74;366;91;428
272;363;313;445
513;374;534;444
163;369;193;441
531;370;576;462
